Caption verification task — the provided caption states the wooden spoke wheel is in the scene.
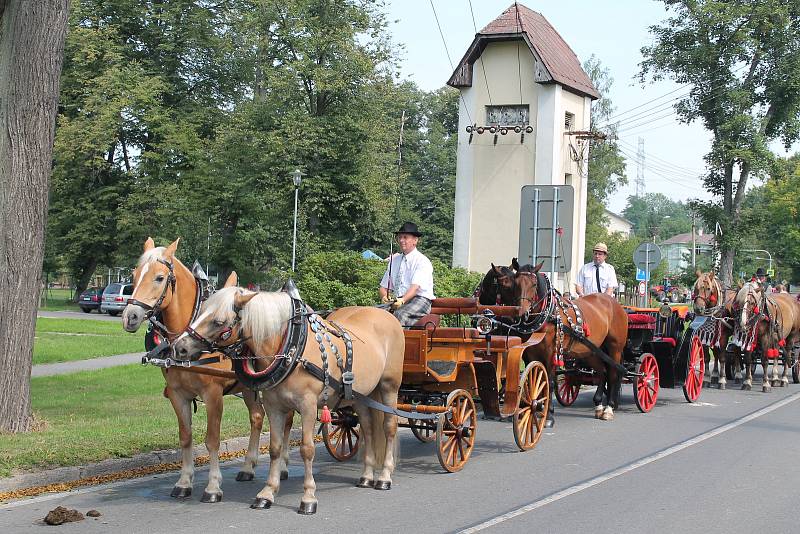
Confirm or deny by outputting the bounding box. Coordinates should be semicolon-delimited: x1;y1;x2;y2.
410;419;436;443
555;371;580;407
321;407;360;462
513;361;550;451
633;353;659;413
683;336;705;402
792;350;800;384
436;390;477;473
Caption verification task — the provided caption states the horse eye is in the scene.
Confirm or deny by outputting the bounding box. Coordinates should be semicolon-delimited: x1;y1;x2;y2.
155;275;165;283
212;319;225;328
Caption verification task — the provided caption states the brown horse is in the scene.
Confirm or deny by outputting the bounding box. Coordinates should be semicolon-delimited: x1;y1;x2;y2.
511;263;629;421
734;281;800;391
692;270;741;389
172;287;405;514
121;238;289;502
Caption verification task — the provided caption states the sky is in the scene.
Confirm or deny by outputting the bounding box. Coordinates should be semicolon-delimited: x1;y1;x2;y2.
382;0;796;215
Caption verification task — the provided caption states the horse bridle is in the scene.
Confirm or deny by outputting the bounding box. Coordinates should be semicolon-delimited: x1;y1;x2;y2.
183;304;247;356
693;276;723;314
128;258;177;318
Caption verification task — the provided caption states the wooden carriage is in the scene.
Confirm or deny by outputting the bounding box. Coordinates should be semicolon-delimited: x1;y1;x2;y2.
554;304;700;411
322;297;550;473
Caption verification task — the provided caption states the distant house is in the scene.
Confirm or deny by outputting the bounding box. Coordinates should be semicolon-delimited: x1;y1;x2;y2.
660;231;715;274
604;209;633;237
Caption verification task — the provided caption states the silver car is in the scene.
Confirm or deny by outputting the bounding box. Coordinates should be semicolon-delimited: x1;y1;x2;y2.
100;283;134;316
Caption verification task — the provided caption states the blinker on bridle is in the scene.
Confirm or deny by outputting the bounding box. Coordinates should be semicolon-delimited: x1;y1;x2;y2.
128;258;177;317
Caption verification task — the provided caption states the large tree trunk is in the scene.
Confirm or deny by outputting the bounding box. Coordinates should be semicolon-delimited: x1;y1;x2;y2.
0;0;70;432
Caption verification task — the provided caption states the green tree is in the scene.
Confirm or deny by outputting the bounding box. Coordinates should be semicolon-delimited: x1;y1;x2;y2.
622;193;692;242
640;0;800;286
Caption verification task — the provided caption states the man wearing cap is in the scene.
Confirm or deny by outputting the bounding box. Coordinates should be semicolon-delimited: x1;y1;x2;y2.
754;267;767;285
575;242;618;297
379;222;436;326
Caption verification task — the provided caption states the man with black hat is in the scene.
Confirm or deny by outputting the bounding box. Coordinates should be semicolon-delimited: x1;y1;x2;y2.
379;222;435;326
575;242;618;297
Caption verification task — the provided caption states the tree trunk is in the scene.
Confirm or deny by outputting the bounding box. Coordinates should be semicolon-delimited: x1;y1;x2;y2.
72;257;99;302
0;0;70;433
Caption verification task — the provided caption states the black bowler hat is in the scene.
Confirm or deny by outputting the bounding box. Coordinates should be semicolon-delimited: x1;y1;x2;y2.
755;267;766;277
395;222;422;237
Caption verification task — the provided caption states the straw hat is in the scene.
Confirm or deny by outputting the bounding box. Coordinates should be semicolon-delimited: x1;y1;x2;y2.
592;242;609;254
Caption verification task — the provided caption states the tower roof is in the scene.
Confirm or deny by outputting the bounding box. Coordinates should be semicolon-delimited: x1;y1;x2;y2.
447;3;599;100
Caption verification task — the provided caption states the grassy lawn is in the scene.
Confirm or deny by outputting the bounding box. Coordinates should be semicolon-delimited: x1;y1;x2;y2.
34;318;145;364
0;365;257;477
39;288;81;312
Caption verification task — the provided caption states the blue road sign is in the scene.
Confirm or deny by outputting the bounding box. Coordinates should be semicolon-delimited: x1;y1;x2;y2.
636;267;649;281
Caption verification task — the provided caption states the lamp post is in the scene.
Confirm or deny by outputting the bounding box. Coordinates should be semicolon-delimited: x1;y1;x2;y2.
291;169;303;272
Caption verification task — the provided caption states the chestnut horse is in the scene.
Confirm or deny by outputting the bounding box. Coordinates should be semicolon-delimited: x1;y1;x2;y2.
502;262;629;421
734;281;800;391
121;238;290;502
172;287;404;514
692;270;741;389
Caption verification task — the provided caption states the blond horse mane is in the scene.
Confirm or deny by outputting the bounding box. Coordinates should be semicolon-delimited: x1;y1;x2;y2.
202;288;292;347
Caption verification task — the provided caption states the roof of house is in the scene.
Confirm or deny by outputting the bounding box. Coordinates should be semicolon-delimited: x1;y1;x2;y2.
447;3;599;99
660;233;716;246
604;208;633;226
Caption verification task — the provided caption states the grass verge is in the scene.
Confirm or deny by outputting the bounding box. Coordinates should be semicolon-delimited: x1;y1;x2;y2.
34;318;145;364
0;365;256;478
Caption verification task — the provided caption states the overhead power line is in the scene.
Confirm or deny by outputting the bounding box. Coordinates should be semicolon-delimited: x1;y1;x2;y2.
428;0;473;125
468;0;492;107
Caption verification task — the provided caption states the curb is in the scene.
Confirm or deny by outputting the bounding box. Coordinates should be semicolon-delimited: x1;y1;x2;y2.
0;429;303;495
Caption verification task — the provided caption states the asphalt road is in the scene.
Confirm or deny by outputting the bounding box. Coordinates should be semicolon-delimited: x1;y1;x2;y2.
4;382;799;533
37;310;121;322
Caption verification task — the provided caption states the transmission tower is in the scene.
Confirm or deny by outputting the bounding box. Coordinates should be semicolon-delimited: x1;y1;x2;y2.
635;137;646;197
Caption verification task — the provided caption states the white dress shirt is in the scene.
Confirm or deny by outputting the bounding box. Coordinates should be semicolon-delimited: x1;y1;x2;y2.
577;261;618;295
380;248;435;300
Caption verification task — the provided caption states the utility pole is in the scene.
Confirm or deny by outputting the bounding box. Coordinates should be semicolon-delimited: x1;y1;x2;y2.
691;212;696;269
635;137;646;197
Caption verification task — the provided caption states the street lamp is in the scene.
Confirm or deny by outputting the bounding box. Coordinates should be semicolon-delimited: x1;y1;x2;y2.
291;169;303;272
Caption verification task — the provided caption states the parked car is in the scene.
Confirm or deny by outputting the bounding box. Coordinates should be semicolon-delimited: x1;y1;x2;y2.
78;286;105;313
100;283;134;316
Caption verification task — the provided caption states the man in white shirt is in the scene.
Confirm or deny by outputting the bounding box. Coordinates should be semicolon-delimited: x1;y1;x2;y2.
379;222;435;326
575;242;618;297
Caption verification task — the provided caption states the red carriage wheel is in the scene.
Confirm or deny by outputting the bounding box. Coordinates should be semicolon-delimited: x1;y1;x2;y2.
410;419;436;443
633;353;659;413
436;389;477;472
683;336;705;402
321;407;360;461
555;372;580;407
513;361;550;451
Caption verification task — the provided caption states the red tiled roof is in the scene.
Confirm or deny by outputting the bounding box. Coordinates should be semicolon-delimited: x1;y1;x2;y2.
448;3;599;99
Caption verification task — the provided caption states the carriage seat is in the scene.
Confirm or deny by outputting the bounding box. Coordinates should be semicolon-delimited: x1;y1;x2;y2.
653;336;676;347
430;297;478;315
411;314;440;330
627;313;656;329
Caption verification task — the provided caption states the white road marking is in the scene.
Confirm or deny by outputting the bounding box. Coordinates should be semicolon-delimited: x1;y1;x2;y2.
458;391;800;533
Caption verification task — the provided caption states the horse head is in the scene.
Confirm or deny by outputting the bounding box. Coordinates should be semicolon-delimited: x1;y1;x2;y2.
514;261;545;315
123;237;181;332
692;270;721;315
491;262;518;305
736;281;765;329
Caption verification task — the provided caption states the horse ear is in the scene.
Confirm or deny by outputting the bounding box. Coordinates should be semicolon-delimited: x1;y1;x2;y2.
144;237;155;251
164;238;181;259
491;263;501;275
234;291;257;310
533;261;544;273
223;271;238;288
737;279;744;289
695;269;702;278
709;271;715;279
511;258;520;271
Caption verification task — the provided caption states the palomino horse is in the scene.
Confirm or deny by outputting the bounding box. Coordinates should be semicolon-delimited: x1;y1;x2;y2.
691;270;741;389
121;238;290;502
506;262;629;421
172;287;404;514
735;281;800;391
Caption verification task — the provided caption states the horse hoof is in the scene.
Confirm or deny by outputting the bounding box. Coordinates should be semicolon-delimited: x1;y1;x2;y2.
545;418;555;429
374;480;391;491
250;498;272;510
170;486;192;499
356;477;375;489
742;384;751;391
201;491;223;503
600;412;614;421
718;382;726;390
594;408;603;419
297;501;317;515
235;471;254;482
280;470;289;481
762;385;771;393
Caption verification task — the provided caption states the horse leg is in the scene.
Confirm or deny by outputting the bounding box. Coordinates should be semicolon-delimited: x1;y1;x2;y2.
296;402;320;514
592;365;607;419
354;404;377;488
705;347;714;386
200;386;224;503
733;346;743;384
251;407;288;510
741;350;752;391
780;346;790;387
375;383;400;489
545;358;555;428
761;347;771;393
280;413;293;480
236;390;265;482
166;389;194;498
709;347;718;386
716;348;727;390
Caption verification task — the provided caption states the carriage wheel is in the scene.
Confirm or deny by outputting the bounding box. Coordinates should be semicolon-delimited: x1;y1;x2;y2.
436;389;477;473
555;372;580;407
683;336;705;402
633;353;659;413
321;407;360;462
410;419;436;443
513;361;550;451
792;355;800;384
